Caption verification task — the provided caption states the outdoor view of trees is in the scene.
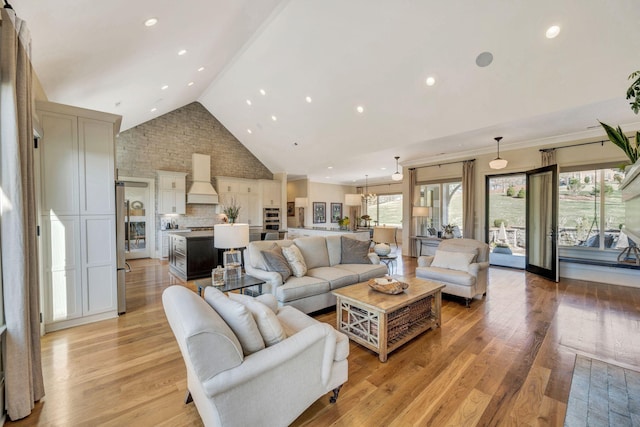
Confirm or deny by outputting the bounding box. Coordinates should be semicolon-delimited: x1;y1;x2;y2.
366;194;403;227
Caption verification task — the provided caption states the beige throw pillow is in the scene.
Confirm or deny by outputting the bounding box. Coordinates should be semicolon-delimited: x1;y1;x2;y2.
204;287;265;355
431;250;476;272
282;245;307;277
228;293;286;346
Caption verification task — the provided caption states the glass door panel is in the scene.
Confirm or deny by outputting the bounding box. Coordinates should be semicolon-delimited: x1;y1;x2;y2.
124;182;150;259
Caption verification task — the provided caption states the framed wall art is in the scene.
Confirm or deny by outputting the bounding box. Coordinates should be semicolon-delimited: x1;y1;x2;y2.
287;201;295;217
331;202;343;223
313;202;326;223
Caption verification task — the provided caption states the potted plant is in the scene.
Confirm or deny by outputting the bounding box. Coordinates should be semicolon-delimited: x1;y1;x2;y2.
222;196;241;223
442;224;455;239
599;70;640;166
337;216;350;230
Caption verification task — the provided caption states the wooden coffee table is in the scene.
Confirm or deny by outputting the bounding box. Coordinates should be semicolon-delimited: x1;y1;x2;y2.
332;276;444;362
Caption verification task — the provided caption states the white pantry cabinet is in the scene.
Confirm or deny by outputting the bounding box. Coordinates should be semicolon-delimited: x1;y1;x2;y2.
158;171;186;214
215;177;261;226
37;101;121;332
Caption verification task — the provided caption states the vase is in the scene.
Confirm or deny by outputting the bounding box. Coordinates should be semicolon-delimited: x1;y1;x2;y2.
443;232;454;239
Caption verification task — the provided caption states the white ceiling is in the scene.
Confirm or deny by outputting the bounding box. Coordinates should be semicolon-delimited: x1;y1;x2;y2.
16;0;640;186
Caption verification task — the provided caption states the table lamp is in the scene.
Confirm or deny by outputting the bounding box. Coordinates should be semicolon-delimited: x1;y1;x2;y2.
372;226;396;256
295;197;308;228
412;206;431;236
214;223;250;279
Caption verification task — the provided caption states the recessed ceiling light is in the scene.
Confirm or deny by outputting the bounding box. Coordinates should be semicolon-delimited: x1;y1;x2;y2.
161;85;168;90
144;18;158;27
151;107;157;112
328;166;333;169
381;167;387;170
476;51;494;67
187;82;194;86
271;115;277;121
546;25;561;39
178;49;187;56
260;89;267;96
247;129;252;134
325;176;331;179
426;76;436;86
356;105;364;114
305;96;312;103
197;67;205;72
246;99;252;106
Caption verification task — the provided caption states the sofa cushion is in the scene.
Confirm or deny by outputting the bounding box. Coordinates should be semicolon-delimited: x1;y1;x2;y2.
276;276;331;303
256;293;279;313
307;266;359;290
282;244;308;277
204;287;265;355
431;250;475;272
293;236;330;269
341;236;372;264
228;293;286;346
326;235;343;266
439;246;479;263
338;263;388;282
416;266;476;287
261;244;292;282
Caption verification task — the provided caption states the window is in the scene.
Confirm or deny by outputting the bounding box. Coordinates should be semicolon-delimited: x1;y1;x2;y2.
558;167;625;249
417;181;463;233
365;194;403;227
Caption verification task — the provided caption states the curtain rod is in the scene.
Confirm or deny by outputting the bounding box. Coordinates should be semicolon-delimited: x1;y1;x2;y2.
409;158;476;170
540;135;636;153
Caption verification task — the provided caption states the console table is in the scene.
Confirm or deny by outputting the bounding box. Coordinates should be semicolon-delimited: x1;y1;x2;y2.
409;236;442;257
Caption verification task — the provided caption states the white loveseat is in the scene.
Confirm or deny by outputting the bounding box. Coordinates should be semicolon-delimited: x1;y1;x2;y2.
244;235;388;313
163;285;349;427
415;238;490;307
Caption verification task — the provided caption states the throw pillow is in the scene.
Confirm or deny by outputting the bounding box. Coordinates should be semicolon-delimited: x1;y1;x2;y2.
204;287;265;355
261;244;292;282
228;292;279;314
282;244;307;277
229;293;286;346
430;250;476;272
341;236;372;264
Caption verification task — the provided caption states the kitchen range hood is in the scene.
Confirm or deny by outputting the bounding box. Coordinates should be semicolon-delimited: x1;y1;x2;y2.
187;153;218;204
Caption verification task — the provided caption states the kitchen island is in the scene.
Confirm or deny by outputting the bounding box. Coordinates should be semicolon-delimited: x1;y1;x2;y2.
287;227;371;241
168;231;222;281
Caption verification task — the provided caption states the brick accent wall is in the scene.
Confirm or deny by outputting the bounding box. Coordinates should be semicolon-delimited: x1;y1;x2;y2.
116;102;273;253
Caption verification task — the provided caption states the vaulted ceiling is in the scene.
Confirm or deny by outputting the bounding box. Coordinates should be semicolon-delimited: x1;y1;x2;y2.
16;0;640;185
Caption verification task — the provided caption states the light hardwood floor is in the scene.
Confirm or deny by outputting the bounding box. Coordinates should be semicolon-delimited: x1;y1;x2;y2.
7;255;640;426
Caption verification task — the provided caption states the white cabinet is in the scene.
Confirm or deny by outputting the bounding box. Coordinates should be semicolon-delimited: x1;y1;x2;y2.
261;180;281;208
37;101;121;331
216;177;262;226
158;171;186;214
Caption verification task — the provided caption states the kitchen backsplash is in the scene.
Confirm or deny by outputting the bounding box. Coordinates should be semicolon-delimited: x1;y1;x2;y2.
160;204;227;230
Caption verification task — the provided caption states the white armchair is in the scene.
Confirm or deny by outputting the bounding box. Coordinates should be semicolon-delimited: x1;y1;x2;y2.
415;238;490;307
162;285;348;427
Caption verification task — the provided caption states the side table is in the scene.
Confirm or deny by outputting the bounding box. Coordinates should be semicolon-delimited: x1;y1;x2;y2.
379;254;398;274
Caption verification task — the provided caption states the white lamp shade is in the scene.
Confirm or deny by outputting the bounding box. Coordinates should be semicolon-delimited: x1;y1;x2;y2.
345;194;362;206
294;197;308;208
214;223;250;249
372;226;396;244
412;206;430;217
489;158;508;169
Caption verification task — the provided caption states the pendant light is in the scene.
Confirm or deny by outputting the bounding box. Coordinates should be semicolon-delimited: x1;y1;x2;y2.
391;156;403;181
489;136;508;169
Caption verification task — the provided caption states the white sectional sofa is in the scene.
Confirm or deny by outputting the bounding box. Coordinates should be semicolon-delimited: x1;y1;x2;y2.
244;235;388;313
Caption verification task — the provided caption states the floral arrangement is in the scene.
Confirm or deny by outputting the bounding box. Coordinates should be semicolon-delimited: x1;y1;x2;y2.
442;224;455;234
338;216;350;227
222;196;241;223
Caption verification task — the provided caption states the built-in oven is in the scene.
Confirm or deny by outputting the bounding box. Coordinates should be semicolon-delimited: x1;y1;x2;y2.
263;208;280;230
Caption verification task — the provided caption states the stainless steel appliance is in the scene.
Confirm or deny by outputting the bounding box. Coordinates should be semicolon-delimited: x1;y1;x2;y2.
115;181;127;314
263;208;280;230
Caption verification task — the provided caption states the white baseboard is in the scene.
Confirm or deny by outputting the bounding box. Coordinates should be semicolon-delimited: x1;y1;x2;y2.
560;261;640;288
44;311;118;333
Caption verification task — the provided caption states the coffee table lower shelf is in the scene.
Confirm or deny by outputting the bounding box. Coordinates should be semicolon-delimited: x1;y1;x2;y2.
333;277;443;362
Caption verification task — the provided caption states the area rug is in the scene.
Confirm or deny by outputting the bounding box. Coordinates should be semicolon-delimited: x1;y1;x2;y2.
565;355;640;426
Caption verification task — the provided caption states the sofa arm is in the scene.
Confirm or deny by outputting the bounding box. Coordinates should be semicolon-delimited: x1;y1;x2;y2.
368;252;381;264
202;323;338;396
243;264;282;295
417;255;434;267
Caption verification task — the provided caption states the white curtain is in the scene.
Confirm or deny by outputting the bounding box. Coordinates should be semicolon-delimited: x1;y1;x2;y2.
1;8;45;420
462;160;475;238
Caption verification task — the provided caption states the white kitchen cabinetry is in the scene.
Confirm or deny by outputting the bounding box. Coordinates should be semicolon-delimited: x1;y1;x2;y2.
158;171;186;214
37;101;121;332
216;177;262;226
261;179;282;208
